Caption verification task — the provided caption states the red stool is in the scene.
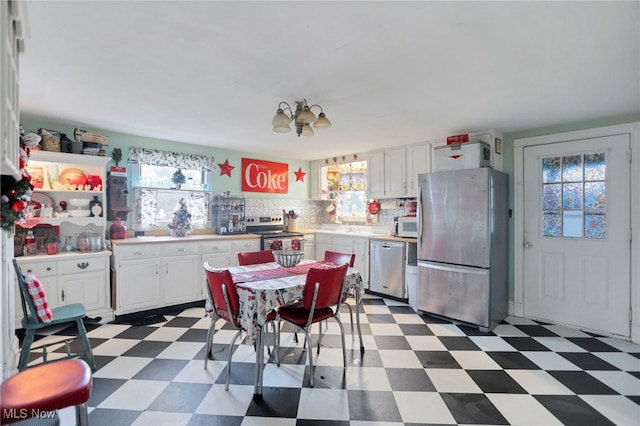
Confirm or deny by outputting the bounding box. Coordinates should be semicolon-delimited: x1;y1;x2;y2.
0;359;92;425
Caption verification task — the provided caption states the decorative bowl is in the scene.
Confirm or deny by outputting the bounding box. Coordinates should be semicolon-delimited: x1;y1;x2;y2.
68;198;90;207
273;250;304;268
68;209;91;217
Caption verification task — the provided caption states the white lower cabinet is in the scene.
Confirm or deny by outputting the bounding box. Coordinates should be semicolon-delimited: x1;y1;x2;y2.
314;233;332;261
303;233;315;260
315;232;369;287
16;251;112;324
161;244;200;306
112;237;260;316
113;246;161;315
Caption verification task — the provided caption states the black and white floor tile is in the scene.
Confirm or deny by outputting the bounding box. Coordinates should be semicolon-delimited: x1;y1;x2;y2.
22;296;640;425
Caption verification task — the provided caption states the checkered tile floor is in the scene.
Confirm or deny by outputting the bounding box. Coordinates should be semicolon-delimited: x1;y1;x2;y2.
22;295;640;425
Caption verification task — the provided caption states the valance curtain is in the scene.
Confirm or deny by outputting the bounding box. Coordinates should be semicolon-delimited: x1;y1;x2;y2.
128;147;216;172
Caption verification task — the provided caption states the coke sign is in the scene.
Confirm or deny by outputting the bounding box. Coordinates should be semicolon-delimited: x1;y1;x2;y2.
242;158;289;194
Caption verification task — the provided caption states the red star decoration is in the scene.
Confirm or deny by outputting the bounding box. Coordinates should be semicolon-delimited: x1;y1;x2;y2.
218;159;235;177
294;167;306;182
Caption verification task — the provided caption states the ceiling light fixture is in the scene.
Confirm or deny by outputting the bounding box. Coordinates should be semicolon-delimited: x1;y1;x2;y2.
272;99;332;137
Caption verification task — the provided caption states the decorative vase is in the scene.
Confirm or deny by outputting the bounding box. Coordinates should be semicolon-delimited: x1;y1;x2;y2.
89;196;103;217
110;219;127;240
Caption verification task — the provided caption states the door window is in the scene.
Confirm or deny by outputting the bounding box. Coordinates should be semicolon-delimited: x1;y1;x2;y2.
541;152;606;239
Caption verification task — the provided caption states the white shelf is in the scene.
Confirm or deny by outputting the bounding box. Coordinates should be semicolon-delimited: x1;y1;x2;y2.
30;150;111;166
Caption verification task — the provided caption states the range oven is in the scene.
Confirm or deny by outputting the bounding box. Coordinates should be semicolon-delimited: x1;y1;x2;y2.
245;215;305;251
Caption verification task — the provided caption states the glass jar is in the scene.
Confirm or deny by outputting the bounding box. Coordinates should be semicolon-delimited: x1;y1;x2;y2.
45;233;60;255
110;219;127;240
23;230;37;256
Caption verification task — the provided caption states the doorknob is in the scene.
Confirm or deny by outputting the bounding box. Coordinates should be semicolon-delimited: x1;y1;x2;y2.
523;242;533;248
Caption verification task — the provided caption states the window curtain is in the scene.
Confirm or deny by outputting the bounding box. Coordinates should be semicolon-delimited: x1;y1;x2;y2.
128;147;216;172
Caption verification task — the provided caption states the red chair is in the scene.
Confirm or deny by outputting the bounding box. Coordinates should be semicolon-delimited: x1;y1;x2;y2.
237;250;275;266
276;264;349;387
0;359;92;425
323;251;357;339
203;262;278;390
323;250;355;267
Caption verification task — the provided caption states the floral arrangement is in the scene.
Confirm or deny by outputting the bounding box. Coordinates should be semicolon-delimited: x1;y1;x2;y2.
0;131;41;231
171;169;186;187
167;197;192;236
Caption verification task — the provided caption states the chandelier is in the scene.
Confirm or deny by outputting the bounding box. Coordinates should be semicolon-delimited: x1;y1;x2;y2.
272;99;332;137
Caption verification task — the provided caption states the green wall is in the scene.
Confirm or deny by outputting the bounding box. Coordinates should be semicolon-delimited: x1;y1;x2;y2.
20;116;311;200
502;112;640;300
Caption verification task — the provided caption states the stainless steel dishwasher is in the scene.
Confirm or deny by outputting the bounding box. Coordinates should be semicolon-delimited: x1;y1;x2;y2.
369;239;406;298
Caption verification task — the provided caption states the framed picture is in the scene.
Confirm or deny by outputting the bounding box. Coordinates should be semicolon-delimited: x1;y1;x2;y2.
495;138;502;155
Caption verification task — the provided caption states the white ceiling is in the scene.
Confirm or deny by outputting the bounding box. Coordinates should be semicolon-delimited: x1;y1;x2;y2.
19;1;640;161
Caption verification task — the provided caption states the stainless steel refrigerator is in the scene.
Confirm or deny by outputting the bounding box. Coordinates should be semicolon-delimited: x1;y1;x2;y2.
417;168;508;331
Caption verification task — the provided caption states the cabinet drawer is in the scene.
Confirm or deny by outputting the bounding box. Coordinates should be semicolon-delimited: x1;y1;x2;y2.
58;256;108;275
199;241;231;253
17;260;57;277
231;239;260;252
115;245;160;259
161;243;198;256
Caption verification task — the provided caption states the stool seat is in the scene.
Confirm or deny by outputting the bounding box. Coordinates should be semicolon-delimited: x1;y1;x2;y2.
1;359;92;425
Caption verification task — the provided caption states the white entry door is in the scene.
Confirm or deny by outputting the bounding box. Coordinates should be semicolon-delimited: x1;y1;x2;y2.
523;134;631;337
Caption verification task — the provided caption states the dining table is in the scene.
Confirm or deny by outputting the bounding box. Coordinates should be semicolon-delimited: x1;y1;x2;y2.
210;259;365;399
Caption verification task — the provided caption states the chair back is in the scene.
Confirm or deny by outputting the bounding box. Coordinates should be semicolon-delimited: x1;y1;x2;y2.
303;264;349;310
237;249;275;266
324;250;355;267
12;259;40;324
203;262;240;327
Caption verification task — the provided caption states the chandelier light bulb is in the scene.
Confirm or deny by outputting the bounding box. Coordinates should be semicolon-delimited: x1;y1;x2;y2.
313;112;332;129
301;123;315;136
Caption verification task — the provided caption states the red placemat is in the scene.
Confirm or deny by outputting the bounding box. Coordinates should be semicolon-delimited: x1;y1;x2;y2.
233;261;338;283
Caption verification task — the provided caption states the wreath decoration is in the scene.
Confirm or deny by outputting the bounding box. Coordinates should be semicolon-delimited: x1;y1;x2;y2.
1;130;40;231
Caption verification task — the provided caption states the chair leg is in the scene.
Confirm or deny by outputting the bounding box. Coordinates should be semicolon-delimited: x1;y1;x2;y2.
334;316;347;368
297;327;315;387
75;402;89;426
76;319;96;370
18;329;35;371
204;316;216;369
343;302;355;341
225;330;243;391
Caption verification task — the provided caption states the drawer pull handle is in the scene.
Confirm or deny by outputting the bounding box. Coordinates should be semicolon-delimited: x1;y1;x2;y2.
77;262;89;269
61;290;65;301
134;251;145;256
178;248;186;252
46;267;52;271
27;269;32;273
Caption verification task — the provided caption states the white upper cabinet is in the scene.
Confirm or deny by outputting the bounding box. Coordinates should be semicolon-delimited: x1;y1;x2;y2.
406;142;433;198
366;151;385;198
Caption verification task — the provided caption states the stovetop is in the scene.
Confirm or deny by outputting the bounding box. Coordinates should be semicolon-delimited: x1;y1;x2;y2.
245;215;303;237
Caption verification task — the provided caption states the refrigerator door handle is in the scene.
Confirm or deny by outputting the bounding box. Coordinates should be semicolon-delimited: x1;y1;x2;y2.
417;261;487;276
417;189;423;239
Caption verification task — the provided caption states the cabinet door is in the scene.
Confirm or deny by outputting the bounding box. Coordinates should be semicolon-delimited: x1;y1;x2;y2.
309;160;323;200
407;143;431;197
59;271;107;313
353;238;369;289
333;237;354;257
303;234;315;259
116;259;160;315
384;147;407;197
57;255;109;314
163;254;201;305
367;151;385;198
